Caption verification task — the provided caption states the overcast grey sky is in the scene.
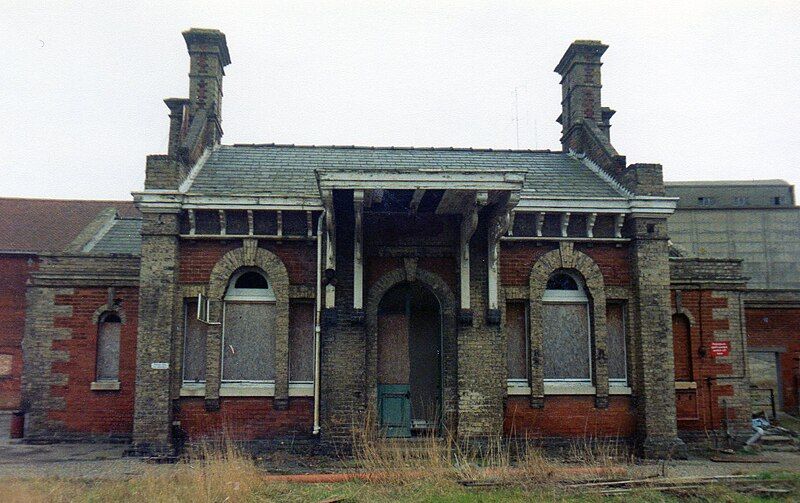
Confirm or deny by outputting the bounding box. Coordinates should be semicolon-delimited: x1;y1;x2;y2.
2;1;799;201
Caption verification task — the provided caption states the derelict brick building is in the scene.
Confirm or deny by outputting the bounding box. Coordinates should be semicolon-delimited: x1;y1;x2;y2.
14;29;759;457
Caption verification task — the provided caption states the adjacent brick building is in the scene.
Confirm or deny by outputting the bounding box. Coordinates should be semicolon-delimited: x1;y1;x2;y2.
14;29;768;457
667;182;800;417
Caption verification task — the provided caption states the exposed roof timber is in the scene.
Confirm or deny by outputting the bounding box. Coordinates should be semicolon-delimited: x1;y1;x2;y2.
409;189;425;213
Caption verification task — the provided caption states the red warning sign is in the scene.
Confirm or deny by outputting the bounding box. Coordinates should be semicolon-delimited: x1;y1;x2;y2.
710;341;731;358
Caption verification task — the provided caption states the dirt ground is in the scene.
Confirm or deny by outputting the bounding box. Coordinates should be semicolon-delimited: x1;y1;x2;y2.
0;438;799;481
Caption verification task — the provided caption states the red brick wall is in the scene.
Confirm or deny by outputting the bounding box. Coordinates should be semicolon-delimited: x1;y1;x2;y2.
365;256;458;295
499;243;631;287
0;254;38;410
504;396;636;438
176;397;313;440
47;287;139;436
746;307;800;414
179;240;317;286
670;290;739;432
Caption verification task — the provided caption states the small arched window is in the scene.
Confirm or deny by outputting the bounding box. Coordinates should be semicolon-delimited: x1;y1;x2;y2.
225;268;275;301
542;270;592;382
222;268;276;382
96;312;121;382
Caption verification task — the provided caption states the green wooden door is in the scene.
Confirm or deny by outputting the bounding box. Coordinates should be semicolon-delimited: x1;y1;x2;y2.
378;384;411;437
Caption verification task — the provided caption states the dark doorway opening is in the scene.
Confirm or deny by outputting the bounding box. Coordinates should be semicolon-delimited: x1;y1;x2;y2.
377;282;442;437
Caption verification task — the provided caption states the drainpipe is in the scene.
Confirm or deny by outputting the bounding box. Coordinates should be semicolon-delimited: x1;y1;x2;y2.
313;211;325;435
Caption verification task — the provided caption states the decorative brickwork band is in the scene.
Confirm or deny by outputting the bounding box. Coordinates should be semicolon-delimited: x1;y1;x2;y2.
528;242;609;407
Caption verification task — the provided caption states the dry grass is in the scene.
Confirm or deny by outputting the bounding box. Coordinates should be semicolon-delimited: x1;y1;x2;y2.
3;438;263;503
350;410;629;486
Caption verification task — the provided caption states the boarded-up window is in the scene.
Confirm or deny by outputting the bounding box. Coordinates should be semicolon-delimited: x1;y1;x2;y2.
506;302;528;381
96;313;121;381
222;302;276;381
289;302;315;382
183;300;208;382
542;303;590;381
606;303;627;383
672;314;692;381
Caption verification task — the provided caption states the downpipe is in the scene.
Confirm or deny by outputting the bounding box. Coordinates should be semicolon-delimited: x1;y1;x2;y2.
313;210;324;435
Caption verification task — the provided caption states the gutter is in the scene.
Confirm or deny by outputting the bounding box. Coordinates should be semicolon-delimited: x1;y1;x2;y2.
313;210;324;435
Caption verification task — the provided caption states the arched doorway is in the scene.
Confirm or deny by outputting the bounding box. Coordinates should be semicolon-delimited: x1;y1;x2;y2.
377;282;442;437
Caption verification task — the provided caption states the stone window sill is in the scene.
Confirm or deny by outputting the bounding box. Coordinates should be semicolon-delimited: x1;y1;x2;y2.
90;380;120;391
180;383;206;397
675;381;697;390
507;383;633;396
220;383;275;397
180;383;315;398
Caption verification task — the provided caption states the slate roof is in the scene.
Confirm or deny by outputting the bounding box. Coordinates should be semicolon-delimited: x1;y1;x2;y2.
187;144;627;199
87;218;142;255
0;198;140;253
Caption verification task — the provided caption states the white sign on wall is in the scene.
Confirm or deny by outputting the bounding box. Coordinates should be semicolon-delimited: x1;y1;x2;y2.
150;362;169;370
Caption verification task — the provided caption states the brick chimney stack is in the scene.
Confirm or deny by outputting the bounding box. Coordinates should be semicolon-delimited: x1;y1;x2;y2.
183;28;231;148
554;40;609;151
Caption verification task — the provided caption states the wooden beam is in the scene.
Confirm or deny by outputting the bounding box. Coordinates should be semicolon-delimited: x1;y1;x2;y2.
614;213;625;238
322;190;336;309
535;212;545;237
487;192;520;311
188;209;196;236
586;212;597;238
218;209;226;236
459;191;488;311
409;189;425;213
560;212;571;238
353;190;364;311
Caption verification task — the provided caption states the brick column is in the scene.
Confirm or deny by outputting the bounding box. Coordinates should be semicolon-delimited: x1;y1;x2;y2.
457;214;505;439
629;217;685;458
131;212;180;454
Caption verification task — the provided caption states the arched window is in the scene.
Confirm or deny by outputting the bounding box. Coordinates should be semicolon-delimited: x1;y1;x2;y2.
96;312;121;382
222;268;276;382
542;270;592;382
672;314;693;382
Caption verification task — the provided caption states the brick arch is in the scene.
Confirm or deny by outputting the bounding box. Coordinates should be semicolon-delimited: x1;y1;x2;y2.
364;264;458;433
92;304;127;325
203;240;292;403
527;243;609;407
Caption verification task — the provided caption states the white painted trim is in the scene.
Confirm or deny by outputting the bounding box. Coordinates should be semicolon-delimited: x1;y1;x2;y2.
515;197;677;215
316;169;526;191
675;381;698;390
224;269;276;301
179;146;213;193
569;150;633;198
